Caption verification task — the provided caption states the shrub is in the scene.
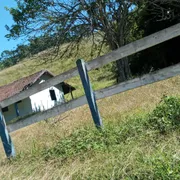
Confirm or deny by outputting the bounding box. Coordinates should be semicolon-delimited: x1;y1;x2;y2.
42;96;180;162
147;96;180;133
42;116;145;160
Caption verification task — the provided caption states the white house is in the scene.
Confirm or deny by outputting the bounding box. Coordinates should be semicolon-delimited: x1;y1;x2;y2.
0;70;75;123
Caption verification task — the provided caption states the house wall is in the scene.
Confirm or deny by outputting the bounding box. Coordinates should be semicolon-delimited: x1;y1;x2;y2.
29;74;65;112
4;74;65;122
3;97;32;123
18;98;33;116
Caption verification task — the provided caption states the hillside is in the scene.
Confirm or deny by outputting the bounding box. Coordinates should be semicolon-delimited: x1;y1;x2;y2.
0;41;112;100
0;41;180;179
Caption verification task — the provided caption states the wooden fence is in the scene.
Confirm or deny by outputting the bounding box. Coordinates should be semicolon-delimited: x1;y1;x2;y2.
1;22;180;157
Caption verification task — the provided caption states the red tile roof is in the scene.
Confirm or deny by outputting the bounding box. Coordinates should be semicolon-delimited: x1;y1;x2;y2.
0;70;75;102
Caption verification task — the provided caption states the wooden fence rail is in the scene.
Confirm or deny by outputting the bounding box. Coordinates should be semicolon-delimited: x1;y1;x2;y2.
7;63;180;133
1;22;180;158
1;22;180;108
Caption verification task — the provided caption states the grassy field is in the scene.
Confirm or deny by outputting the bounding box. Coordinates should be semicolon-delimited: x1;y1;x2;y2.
0;41;112;100
0;41;180;179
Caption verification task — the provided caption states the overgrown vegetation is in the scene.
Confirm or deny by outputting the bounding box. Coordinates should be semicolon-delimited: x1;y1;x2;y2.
0;1;180;179
148;96;180;133
0;22;179;179
2;95;180;179
43;96;180;156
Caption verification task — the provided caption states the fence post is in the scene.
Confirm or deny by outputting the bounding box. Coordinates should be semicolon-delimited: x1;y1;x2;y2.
76;59;103;128
0;108;15;158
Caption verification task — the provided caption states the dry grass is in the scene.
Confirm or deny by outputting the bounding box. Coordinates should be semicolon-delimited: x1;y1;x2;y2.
0;74;179;179
0;40;109;87
0;41;179;179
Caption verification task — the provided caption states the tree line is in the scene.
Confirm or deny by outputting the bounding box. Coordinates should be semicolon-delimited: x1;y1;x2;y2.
0;35;57;69
1;0;180;81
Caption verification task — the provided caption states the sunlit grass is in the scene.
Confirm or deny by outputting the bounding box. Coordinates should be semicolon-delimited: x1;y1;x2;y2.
0;40;179;179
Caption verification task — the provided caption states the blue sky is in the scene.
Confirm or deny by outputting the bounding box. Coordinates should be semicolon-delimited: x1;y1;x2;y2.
0;0;22;55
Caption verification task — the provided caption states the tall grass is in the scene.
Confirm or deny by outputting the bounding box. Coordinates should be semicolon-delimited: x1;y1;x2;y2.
0;39;180;179
0;96;180;179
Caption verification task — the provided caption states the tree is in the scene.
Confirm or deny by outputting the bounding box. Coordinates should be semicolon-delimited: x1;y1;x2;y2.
0;44;30;69
0;50;18;68
0;34;60;70
6;0;143;82
141;0;180;35
130;0;180;75
28;34;57;55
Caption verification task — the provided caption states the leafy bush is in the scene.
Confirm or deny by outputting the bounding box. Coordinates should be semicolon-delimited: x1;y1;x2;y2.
5;96;179;179
147;96;180;133
43;96;180;161
42;116;145;160
127;152;180;180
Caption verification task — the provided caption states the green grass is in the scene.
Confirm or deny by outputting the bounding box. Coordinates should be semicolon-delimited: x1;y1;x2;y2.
1;96;180;179
0;41;114;101
0;41;180;179
34;96;180;179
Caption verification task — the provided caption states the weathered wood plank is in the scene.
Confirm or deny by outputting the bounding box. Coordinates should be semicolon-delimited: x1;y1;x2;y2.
0;108;15;157
7;96;87;132
95;63;180;100
8;63;180;133
87;23;180;70
77;59;103;128
1;23;180;108
0;67;79;108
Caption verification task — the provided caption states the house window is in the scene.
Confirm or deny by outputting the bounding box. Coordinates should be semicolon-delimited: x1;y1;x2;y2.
49;89;57;101
2;107;8;112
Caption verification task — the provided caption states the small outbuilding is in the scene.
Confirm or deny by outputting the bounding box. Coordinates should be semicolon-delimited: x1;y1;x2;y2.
0;70;75;123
